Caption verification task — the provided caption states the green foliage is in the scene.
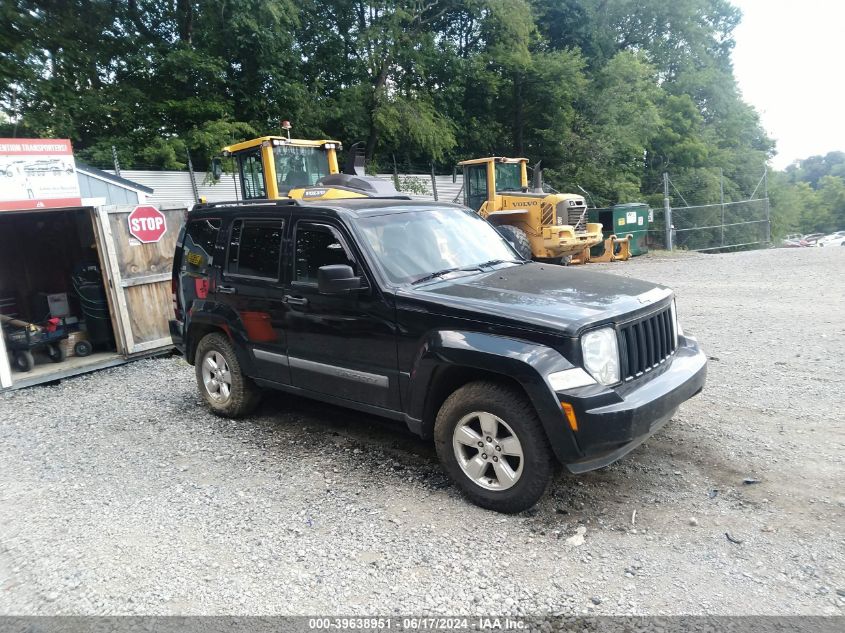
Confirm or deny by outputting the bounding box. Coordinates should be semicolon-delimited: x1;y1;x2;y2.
770;153;845;237
396;176;432;196
0;0;796;220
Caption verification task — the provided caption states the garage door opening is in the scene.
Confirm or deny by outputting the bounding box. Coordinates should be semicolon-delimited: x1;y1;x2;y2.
0;207;123;388
0;203;186;390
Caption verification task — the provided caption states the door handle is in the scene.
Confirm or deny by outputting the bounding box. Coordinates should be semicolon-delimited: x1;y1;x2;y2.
284;295;309;307
217;285;237;294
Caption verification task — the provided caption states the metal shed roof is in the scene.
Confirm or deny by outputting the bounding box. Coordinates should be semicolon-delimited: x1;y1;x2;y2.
76;163;154;194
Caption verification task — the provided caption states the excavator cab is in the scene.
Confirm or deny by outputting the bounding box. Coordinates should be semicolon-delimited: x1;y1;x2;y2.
221;136;340;200
458;156;604;262
220;133;407;202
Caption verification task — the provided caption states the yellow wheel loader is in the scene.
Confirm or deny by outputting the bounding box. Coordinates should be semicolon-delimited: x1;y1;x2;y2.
215;132;407;202
458;157;603;262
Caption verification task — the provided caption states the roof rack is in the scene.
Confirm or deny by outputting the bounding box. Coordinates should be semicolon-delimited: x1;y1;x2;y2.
192;199;299;210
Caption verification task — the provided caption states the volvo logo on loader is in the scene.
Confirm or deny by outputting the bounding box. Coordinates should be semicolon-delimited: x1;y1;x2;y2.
127;205;167;243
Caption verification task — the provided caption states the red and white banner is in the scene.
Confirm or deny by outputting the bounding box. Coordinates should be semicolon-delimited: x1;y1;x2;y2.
0;138;82;211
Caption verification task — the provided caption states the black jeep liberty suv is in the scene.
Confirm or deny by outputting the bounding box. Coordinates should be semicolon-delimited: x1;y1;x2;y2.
170;198;706;513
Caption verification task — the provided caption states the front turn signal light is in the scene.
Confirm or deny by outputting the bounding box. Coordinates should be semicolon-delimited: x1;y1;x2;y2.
561;402;578;431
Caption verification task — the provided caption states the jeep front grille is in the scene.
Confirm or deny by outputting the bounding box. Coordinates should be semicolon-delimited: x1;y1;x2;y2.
618;307;676;381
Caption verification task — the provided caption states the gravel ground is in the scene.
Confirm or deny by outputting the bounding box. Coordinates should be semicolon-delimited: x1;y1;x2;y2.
0;247;843;616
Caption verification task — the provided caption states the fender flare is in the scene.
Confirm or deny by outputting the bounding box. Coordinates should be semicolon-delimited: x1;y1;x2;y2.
405;330;581;463
185;304;254;373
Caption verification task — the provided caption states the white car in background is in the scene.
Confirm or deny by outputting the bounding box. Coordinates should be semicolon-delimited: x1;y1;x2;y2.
817;231;845;247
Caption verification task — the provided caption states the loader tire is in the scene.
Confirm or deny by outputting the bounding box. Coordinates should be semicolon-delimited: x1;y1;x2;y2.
497;225;532;260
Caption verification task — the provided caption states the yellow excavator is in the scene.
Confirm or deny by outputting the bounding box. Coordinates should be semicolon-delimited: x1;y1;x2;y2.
213;128;406;201
458;157;603;262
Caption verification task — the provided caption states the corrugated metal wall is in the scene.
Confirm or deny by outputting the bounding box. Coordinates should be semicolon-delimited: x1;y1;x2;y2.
107;170;466;207
108;170;242;208
376;174;464;203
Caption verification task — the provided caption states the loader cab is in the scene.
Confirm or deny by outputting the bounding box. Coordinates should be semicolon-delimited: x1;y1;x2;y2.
222;136;342;200
459;157;529;212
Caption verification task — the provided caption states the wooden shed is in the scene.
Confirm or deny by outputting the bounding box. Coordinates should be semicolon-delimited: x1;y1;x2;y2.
0;203;185;391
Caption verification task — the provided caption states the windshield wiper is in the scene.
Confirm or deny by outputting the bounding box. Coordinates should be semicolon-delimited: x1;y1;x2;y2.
474;258;525;268
411;265;488;285
411;260;524;285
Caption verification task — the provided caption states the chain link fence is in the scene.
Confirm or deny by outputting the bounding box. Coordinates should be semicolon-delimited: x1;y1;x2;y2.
646;169;771;252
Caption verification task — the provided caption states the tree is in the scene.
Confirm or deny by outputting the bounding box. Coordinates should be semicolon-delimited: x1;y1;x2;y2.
0;0;785;211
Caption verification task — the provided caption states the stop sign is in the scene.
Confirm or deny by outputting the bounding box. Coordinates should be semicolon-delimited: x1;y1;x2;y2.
127;205;167;243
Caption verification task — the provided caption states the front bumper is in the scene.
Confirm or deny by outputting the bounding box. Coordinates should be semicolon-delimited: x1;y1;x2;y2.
555;335;707;472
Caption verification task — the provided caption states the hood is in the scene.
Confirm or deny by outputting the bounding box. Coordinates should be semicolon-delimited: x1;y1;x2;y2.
400;262;672;336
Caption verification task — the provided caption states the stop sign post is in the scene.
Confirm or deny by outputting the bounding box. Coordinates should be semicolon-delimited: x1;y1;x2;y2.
127;205;167;243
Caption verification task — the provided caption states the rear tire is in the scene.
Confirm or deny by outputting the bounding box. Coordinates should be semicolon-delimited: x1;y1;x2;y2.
74;340;93;357
434;381;553;513
497;225;532;261
195;333;261;418
13;351;35;372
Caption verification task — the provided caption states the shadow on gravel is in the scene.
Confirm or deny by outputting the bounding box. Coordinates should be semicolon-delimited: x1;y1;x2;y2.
257;389;434;455
222;391;726;521
254;390;455;490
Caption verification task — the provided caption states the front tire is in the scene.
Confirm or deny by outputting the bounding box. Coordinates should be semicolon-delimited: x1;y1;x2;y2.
195;333;261;418
434;381;553;513
13;351;35;372
497;225;532;261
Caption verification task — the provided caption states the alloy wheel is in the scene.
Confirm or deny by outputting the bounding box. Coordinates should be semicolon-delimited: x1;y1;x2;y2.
201;351;232;402
452;411;524;491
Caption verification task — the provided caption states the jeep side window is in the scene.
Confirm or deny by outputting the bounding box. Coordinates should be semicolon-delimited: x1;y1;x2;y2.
226;219;284;279
294;223;356;284
238;150;266;199
183;219;221;271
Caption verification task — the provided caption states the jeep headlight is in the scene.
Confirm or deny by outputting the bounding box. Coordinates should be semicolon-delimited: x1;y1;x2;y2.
581;327;620;385
670;299;683;346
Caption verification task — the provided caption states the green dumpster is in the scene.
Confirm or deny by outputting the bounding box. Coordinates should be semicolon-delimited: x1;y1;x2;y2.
587;203;651;257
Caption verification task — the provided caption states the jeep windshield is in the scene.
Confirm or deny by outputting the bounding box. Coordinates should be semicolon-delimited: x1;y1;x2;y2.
356;208;524;285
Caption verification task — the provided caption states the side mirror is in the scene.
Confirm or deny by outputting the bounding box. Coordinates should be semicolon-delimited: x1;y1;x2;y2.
210;157;223;181
318;264;362;294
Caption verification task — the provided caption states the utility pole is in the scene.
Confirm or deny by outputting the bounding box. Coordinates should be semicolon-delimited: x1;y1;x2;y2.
430;163;439;201
111;145;121;177
663;172;673;251
764;166;770;244
186;150;199;203
719;167;725;247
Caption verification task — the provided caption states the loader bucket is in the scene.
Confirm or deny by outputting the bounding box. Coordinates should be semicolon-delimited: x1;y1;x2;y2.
590;234;633;263
569;246;592;265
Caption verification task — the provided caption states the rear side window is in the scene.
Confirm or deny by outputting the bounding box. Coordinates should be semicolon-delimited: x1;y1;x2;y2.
183;218;221;270
226;219;284;279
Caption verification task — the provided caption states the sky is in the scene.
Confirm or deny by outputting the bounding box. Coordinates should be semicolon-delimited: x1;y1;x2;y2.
731;0;845;170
